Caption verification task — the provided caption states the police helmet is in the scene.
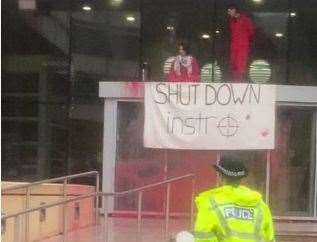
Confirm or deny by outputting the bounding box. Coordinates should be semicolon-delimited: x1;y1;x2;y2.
214;157;248;178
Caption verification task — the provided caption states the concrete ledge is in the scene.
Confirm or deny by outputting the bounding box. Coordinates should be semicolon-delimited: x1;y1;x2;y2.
99;82;317;106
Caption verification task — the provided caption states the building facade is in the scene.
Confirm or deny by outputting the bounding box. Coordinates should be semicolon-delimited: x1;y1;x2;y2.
2;0;317;220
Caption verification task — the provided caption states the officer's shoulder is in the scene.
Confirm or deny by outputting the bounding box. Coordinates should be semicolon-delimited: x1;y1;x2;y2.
239;185;263;198
195;190;213;209
196;187;221;200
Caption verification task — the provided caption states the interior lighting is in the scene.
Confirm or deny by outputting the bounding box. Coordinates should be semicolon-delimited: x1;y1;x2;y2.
290;12;296;17
166;26;174;31
126;16;136;22
110;0;123;7
201;34;211;39
275;32;283;38
82;5;92;11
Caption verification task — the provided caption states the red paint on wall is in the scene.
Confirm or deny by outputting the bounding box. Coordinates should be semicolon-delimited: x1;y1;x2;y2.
115;151;218;214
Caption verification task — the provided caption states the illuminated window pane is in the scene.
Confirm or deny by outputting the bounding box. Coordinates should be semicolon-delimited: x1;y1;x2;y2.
201;63;222;82
163;56;175;75
249;60;271;83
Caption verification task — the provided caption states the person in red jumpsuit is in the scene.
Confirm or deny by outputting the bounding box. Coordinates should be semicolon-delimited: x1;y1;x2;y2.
167;42;200;82
227;5;255;82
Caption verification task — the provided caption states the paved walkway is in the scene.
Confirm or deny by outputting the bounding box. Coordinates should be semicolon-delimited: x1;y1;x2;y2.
42;217;190;242
40;217;317;242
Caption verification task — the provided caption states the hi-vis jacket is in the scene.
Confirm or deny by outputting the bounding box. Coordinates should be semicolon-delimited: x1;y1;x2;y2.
194;185;275;242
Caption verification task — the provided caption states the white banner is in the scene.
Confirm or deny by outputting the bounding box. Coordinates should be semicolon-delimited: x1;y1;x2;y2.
144;82;276;150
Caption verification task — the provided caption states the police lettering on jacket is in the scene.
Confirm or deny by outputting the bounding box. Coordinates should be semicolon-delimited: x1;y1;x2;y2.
224;207;254;220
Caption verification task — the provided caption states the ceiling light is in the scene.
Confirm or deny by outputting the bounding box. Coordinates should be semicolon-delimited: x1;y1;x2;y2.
215;30;220;34
18;0;36;10
201;34;211;39
166;26;174;31
275;32;283;38
252;0;263;4
110;0;123;6
290;12;296;17
82;5;92;11
126;16;136;22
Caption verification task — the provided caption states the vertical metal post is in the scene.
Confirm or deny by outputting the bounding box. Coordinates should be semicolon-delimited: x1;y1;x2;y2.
163;150;168;220
14;216;21;242
95;173;100;225
66;0;74;175
103;195;109;242
313;110;317;217
1;213;6;236
216;152;221;186
308;110;316;216
285;0;292;83
190;178;196;230
139;0;144;77
211;0;217;82
62;179;68;242
38;69;49;179
25;187;30;242
137;191;143;241
165;183;171;239
164;150;168;181
265;151;271;204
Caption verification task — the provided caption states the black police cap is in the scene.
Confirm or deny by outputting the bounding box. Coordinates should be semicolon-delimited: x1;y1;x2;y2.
213;157;248;178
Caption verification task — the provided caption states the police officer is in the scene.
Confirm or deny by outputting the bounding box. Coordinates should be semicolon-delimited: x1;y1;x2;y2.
194;157;275;242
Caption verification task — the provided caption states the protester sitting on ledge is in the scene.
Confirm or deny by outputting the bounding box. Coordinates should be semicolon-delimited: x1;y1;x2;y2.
167;42;200;82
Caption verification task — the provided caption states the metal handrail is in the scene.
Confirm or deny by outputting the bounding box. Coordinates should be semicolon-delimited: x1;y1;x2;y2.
2;173;196;242
114;173;194;196
1;171;100;242
2;173;194;219
1;171;99;192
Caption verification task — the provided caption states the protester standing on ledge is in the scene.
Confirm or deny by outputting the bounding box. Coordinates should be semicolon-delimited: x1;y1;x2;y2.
194;157;275;242
167;42;200;82
228;4;255;82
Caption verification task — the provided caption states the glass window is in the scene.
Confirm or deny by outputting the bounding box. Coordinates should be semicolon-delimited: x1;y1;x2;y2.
213;0;289;83
2;97;39;117
142;0;216;81
270;107;316;216
249;59;271;83
67;0;140;182
2;0;69;180
201;63;222;83
2;0;317;213
2;73;39;93
116;102;165;211
288;0;317;85
116;101;219;213
140;0;309;84
2;121;38;180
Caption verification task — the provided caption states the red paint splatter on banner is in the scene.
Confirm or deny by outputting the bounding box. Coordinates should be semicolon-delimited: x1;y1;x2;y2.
261;129;269;137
